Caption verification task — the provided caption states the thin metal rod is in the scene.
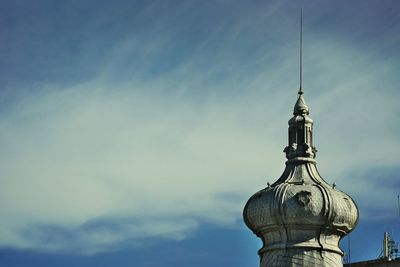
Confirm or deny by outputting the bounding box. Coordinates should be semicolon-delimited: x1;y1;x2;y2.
299;8;303;95
348;234;351;266
397;195;400;217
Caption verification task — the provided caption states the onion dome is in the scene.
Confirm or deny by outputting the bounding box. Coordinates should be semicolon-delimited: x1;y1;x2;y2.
243;92;359;267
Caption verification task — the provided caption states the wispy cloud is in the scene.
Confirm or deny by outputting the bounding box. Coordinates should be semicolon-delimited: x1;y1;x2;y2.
0;0;398;255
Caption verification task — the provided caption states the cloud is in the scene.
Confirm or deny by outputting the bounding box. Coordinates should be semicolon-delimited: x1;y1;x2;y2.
0;0;399;255
0;48;398;253
0;83;274;253
17;216;200;255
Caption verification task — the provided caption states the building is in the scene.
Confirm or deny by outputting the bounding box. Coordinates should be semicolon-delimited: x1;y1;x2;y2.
344;258;400;267
344;233;400;267
243;89;359;266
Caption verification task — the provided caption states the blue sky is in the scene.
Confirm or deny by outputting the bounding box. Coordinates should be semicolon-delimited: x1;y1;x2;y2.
0;0;399;266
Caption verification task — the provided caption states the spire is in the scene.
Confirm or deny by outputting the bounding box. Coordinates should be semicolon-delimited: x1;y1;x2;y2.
294;9;308;116
285;9;313;159
299;8;303;95
243;9;359;267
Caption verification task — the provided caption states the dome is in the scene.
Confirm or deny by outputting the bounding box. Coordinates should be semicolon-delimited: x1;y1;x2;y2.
243;92;359;266
243;161;358;255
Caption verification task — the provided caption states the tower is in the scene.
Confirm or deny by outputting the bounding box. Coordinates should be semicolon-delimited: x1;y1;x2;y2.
243;90;359;266
242;13;359;266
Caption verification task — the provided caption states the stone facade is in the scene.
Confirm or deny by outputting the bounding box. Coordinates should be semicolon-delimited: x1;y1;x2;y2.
243;92;359;267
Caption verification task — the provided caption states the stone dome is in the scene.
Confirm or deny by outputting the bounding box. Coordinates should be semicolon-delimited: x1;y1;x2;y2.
243;93;359;267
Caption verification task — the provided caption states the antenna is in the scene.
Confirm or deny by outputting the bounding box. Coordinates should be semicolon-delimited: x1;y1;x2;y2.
348;234;351;266
299;8;303;95
398;195;400;217
382;232;399;260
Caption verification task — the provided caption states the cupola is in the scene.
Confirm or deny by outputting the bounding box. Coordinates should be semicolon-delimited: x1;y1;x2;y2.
243;91;359;266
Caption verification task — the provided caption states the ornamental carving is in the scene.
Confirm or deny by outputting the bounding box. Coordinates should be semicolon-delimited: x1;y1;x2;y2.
296;190;311;206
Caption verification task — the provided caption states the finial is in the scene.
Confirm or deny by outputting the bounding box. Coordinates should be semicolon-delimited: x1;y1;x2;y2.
293;92;309;115
299;8;303;95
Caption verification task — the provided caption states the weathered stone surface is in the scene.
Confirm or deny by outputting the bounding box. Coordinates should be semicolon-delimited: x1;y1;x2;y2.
261;249;343;267
243;93;359;267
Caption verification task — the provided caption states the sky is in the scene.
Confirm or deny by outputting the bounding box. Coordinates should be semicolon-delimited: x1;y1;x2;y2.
0;0;399;266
